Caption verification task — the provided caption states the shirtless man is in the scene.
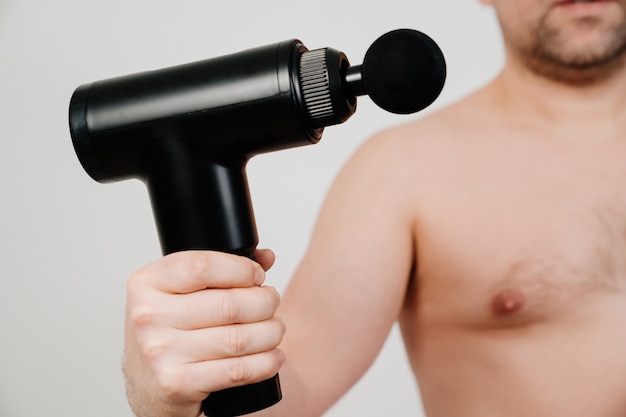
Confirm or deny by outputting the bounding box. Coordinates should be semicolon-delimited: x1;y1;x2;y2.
122;0;626;416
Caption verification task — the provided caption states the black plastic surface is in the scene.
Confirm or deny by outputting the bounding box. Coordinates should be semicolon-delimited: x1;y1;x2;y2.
202;374;282;417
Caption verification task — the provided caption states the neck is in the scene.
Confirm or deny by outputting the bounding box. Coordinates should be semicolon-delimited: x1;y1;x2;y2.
489;51;626;137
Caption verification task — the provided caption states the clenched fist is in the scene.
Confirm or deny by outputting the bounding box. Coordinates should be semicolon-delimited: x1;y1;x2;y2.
123;249;286;417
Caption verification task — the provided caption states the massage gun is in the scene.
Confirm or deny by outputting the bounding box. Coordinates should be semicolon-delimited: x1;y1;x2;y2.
68;28;446;417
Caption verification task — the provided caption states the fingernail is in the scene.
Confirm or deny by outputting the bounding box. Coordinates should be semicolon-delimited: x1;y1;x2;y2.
277;350;286;366
255;267;265;286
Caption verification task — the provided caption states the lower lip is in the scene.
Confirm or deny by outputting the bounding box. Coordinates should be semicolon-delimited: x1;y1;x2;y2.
554;0;616;14
556;0;614;8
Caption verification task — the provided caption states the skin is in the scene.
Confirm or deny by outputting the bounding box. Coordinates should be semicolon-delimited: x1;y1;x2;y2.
123;1;626;416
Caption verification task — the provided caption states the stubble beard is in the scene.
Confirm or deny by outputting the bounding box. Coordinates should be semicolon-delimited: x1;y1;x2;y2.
518;13;626;85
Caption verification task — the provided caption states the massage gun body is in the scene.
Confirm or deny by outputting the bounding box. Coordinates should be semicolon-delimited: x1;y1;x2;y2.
70;39;328;256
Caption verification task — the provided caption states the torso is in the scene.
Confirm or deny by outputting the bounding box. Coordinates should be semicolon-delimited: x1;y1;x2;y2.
395;85;626;416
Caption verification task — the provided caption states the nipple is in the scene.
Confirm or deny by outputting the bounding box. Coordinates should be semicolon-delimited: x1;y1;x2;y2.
491;288;526;315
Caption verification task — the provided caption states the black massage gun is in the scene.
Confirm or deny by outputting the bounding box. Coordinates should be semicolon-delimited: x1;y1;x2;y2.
68;29;446;417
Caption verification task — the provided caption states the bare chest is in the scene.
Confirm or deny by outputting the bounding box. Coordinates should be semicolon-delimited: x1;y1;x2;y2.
408;140;626;328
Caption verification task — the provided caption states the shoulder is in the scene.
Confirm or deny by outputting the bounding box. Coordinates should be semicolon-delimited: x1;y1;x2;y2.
319;84;503;233
345;85;495;180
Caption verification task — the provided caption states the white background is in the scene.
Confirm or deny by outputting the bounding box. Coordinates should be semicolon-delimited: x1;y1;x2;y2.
0;1;503;416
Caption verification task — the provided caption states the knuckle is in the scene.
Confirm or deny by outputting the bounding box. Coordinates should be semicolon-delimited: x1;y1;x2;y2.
141;338;169;362
186;253;212;282
128;305;158;329
219;291;239;323
227;327;249;356
157;366;188;401
126;269;146;294
228;357;251;384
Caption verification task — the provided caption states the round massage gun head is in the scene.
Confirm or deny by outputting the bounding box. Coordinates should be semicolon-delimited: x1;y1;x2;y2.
297;28;447;128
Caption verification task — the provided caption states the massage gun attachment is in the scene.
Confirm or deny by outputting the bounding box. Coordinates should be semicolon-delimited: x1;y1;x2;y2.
68;29;446;417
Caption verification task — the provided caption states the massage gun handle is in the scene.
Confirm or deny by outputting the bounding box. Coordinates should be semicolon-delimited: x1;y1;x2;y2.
146;158;282;416
202;374;282;417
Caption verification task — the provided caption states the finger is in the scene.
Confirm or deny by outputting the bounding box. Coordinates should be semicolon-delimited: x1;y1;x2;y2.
181;349;287;398
254;248;275;271
130;250;265;294
174;317;286;362
166;286;281;330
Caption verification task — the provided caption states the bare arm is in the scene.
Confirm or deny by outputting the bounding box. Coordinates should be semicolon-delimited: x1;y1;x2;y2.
274;132;416;415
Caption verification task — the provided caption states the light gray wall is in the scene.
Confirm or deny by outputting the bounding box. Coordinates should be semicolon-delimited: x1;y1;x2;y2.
0;1;503;416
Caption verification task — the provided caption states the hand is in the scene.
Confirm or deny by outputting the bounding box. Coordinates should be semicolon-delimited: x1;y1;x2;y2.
123;249;286;417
